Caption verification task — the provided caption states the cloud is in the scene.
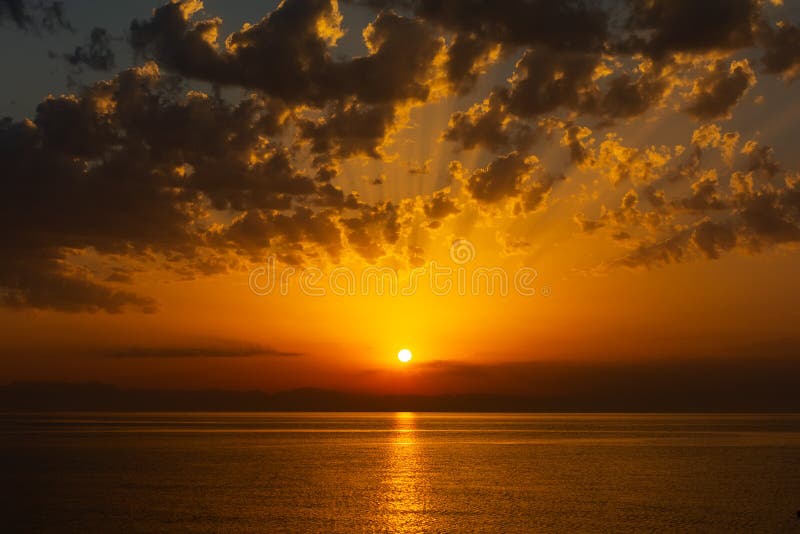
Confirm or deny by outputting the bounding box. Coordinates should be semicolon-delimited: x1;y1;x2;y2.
691;219;738;259
407;159;430;175
298;101;399;163
742;140;781;178
560;124;594;164
568;115;800;270
423;189;460;222
679;170;727;211
466;151;539;204
462;151;565;213
130;1;444;108
611;168;800;269
691;124;740;164
364;351;800;410
575;187;665;237
0;258;157;313
105;342;302;359
0;0;70;32
0;61;380;312
131;0;334;105
505;48;601;118
443;34;500;94
442;93;536;153
599;64;673;119
63;27;115;71
357;0;609;53
619;0;762;59
341;202;401;261
684;60;756;120
759;20;800;80
213;207;344;264
520;172;566;212
582;133;679;185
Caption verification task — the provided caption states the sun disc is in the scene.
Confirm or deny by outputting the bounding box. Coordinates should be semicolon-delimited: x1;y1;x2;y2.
397;349;412;363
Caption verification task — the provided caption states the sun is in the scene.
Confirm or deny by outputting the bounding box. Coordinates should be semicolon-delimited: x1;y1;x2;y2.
397;349;412;363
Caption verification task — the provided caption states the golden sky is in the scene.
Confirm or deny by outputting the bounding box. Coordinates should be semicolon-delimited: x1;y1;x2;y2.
1;0;800;397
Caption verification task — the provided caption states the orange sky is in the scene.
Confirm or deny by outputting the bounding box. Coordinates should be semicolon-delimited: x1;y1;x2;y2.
1;0;800;396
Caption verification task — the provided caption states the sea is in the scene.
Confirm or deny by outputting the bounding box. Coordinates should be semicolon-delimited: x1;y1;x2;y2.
2;412;800;533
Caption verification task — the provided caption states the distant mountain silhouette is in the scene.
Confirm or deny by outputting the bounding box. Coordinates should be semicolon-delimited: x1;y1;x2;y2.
2;381;799;412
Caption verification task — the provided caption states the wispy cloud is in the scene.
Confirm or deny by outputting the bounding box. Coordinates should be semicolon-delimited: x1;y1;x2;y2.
105;343;302;359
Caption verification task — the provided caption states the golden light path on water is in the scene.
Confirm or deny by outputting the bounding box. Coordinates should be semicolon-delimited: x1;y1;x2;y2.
381;412;433;531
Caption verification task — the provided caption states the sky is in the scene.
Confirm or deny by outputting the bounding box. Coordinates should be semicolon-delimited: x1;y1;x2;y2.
1;0;800;402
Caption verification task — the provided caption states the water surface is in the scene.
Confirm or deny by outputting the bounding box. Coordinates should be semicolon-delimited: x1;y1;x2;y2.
2;413;800;532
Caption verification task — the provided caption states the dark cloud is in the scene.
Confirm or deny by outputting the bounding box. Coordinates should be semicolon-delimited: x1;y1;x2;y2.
298;101;398;163
742;140;781;178
599;67;671;119
0;257;157;313
429;0;797;142
351;0;794;96
691;219;737;259
616;230;691;268
574;213;605;233
520;172;565;212
619;0;762;59
423;190;460;220
561;124;593;164
505;48;601;118
611;154;800;269
356;0;609;52
130;1;444;108
464;151;562;211
106;343;302;359
736;182;800;248
313;182;362;210
443;33;498;94
105;268;135;284
442;54;674;156
355;0;772;78
618;218;738;268
63;27;115;71
0;0;69;32
575;187;660;237
129;0;453;174
453;51;679;132
341;202;400;261
759;20;800;80
407;160;430;175
571;134;792;268
679;171;727;211
644;185;667;208
213;207;344;263
442;92;536;152
0;67;204;311
365;351;800;411
338;10;444;104
0;61;399;312
466;151;536;204
684;60;756;120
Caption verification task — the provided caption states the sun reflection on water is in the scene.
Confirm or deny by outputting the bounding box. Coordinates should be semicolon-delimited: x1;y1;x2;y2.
379;412;434;532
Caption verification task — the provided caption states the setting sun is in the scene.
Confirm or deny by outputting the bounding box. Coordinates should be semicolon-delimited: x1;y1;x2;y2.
397;349;413;363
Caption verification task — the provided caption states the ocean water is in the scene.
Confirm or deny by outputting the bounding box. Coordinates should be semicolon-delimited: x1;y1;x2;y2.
2;413;800;533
